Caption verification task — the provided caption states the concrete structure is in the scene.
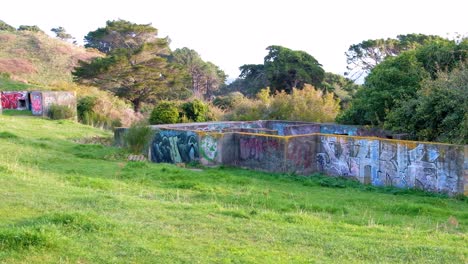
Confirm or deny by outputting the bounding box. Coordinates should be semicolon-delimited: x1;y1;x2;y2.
0;91;76;117
115;121;467;196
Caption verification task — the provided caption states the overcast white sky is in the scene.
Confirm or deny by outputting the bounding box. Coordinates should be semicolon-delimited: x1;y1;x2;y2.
2;0;467;80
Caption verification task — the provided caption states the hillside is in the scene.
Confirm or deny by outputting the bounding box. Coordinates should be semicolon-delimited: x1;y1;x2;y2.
0;30;101;86
0;115;466;263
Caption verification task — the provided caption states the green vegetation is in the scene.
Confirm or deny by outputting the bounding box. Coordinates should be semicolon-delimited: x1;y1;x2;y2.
0;74;41;91
338;36;467;143
181;99;209;122
224;86;340;122
0;115;466;263
149;101;180;124
123;122;153;154
47;104;76;120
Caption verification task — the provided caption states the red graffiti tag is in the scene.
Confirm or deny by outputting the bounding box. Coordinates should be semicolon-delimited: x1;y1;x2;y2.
30;93;42;115
1;92;26;109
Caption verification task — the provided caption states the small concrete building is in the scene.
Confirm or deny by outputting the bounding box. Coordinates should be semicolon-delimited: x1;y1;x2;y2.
0;91;76;117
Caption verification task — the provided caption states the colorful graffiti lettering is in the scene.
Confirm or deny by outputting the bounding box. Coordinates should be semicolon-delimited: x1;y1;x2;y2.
200;135;218;162
151;130;199;163
30;92;43;115
1;92;27;109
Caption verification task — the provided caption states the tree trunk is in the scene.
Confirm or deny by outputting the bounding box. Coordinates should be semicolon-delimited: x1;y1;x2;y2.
132;99;141;113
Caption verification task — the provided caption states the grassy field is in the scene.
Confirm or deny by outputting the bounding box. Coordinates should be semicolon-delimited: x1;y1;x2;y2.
0;115;466;263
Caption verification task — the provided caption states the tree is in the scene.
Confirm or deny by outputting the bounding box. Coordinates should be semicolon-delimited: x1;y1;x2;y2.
320;72;360;109
339;36;467;127
385;62;468;144
17;25;43;33
0;20;15;32
264;45;325;93
74;37;189;112
337;52;428;125
84;19;158;54
51;27;74;42
345;34;448;80
172;47;227;99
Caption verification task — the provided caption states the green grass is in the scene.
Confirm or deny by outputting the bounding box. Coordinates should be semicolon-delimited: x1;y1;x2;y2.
0;115;466;263
0;75;41;91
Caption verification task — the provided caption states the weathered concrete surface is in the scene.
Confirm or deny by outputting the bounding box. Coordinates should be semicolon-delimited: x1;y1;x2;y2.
114;121;467;195
40;91;76;117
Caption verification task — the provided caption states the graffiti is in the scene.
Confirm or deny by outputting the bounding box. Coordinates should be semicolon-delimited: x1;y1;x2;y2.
286;139;315;170
315;136;460;194
200;135;218;162
320;125;358;136
1;92;27;109
239;137;280;160
123;120;465;195
30;92;43;115
316;137;357;177
151;130;199;163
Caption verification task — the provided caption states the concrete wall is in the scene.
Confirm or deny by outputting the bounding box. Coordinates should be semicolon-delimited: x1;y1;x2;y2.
40;91;76;117
114;121;467;195
314;135;465;194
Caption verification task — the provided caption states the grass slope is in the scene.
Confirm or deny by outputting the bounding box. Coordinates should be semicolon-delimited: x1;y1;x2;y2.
0;31;101;86
0;115;466;263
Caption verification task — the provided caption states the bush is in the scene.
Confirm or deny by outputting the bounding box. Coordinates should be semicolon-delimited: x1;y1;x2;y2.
224;85;340;122
149;101;180;124
182;99;209;122
213;92;245;110
77;96;121;129
47;104;75;120
123;122;153;154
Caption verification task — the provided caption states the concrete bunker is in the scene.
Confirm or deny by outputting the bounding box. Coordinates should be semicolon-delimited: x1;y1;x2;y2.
0;91;76;117
115;121;467;196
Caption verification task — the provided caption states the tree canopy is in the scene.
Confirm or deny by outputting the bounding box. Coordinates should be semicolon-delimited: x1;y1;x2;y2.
345;34;449;80
84;19;159;54
228;45;324;95
74;21;190;112
338;36;468;143
171;48;227;99
51;27;74;42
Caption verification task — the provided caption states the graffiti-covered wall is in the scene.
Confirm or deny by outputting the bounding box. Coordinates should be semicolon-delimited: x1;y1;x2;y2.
114;121;467;195
150;130;199;163
0;91;76;117
41;91;76;117
315;135;465;194
1;91;28;110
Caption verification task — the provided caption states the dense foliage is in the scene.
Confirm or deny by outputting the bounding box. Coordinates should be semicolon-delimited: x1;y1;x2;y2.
338;37;468;143
181;99;209;122
228;46;324;95
149;101;180;124
385;63;468;143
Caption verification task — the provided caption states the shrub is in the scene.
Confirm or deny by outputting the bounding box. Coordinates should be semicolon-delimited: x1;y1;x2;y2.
123;122;153;154
149;101;180;124
182;99;209;122
47;104;75;120
213;92;245;110
224;85;340;122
